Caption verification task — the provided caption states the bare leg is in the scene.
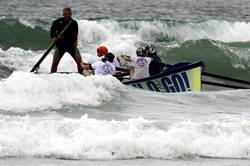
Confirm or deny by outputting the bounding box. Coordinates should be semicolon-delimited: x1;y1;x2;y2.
51;48;64;73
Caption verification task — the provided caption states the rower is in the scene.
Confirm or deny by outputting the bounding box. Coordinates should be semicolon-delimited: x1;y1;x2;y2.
121;47;153;80
145;44;163;76
80;53;116;76
96;46;121;67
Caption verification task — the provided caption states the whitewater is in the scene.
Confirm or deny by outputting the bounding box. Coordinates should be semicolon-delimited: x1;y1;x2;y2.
1;0;250;166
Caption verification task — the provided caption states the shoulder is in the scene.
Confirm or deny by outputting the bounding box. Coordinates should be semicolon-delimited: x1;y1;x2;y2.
92;61;102;67
106;61;115;66
51;18;64;27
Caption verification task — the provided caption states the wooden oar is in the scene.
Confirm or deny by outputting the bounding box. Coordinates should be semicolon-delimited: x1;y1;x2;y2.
30;20;73;72
202;71;250;86
202;80;248;89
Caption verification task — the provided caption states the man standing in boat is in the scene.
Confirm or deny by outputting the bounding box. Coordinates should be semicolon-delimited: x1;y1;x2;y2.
50;7;83;73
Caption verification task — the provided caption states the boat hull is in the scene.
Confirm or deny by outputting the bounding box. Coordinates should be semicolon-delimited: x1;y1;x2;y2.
123;61;204;93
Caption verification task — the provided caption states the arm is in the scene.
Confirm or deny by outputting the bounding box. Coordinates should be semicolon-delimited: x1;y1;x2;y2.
80;61;92;76
80;61;93;70
150;60;171;67
121;54;132;62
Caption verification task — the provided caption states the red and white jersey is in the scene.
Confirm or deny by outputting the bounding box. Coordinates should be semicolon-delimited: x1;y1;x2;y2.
91;61;116;75
131;56;152;79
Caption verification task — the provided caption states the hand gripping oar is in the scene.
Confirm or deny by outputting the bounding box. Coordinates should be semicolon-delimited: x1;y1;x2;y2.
30;20;73;72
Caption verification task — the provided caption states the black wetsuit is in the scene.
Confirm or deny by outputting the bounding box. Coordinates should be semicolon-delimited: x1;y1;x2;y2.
148;53;163;76
50;17;82;73
50;17;78;50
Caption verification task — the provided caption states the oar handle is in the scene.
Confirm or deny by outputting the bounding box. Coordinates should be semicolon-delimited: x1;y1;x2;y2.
30;20;73;72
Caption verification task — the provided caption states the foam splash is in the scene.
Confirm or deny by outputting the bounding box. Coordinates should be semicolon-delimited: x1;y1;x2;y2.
19;18;36;29
78;20;139;58
0;72;124;111
169;20;250;42
2;19;250;71
0;47;37;72
77;19;250;46
0;115;249;159
2;18;250;51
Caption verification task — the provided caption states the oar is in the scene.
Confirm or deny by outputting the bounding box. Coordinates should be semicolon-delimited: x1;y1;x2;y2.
115;66;130;72
30;20;73;72
202;80;248;89
202;71;250;86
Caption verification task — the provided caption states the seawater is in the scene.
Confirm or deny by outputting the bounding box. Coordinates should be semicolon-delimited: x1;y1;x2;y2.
0;0;250;166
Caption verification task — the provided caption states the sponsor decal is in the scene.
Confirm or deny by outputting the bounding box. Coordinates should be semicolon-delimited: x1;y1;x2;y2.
132;72;192;93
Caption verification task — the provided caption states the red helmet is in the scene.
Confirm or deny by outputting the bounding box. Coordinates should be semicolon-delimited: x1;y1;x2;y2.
97;46;108;56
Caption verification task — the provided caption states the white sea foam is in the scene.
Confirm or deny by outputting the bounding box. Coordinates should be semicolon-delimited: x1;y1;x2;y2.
3;19;250;74
78;20;139;59
0;115;249;159
77;19;250;45
169;20;250;43
18;18;36;29
0;47;37;71
0;47;85;73
0;72;124;111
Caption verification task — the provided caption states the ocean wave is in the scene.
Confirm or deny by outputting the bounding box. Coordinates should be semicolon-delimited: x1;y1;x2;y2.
76;19;250;44
2;18;250;51
0;115;249;160
0;72;124;111
1;19;250;80
0;18;49;50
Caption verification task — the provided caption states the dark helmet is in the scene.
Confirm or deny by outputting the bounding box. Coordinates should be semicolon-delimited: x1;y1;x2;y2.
145;44;156;54
136;47;144;56
105;53;115;62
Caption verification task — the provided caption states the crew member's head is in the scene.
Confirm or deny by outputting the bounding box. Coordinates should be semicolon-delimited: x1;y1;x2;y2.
136;47;145;57
97;46;108;57
63;7;72;21
145;44;156;56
